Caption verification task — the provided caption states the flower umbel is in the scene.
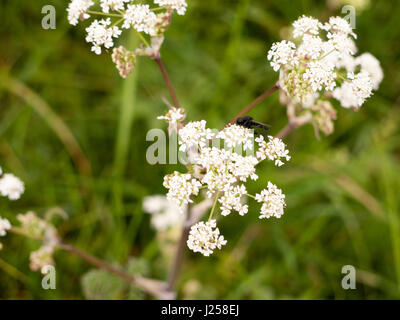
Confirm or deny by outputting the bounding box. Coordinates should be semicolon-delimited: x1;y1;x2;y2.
268;15;383;136
187;219;227;256
159;118;290;255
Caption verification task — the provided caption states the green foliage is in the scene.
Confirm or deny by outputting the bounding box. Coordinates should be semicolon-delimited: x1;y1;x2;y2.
0;0;399;299
81;257;149;300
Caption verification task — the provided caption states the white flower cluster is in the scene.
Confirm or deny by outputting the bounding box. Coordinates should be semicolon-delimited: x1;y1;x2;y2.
0;167;24;200
256;182;286;219
122;4;157;34
178;120;214;152
268;15;382;110
67;0;187;57
85;18;122;55
187;220;227;256
100;0;130;13
0;216;11;237
0;216;11;250
255;135;291;166
161;119;290;255
157;107;186;124
163;172;202;211
67;0;94;26
17;211;59;273
154;0;187;15
216;124;254;150
143;195;184;231
30;246;55;274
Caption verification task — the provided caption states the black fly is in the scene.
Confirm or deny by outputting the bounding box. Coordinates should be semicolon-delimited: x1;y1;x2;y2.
235;116;270;137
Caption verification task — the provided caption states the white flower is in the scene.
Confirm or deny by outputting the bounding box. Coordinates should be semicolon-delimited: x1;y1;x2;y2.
216;124;254;151
256;182;286;219
218;185;248;216
267;40;298;72
322;16;356;38
256;135;290;166
298;35;323;60
355;53;383;90
154;0;187;15
178;120;214;152
303;60;337;92
0;217;11;237
67;0;94;26
163;172;202;210
85;18;122;55
122;4;157;35
143;195;184;231
326;32;357;56
227;153;258;182
187;219;227;256
0;173;24;200
157;107;186;124
194;147;236;196
335;71;373;108
267;14;381;113
30;245;55;273
292;15;321;38
100;0;129;13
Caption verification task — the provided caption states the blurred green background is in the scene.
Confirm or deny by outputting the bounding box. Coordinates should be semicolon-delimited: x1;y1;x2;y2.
0;0;399;299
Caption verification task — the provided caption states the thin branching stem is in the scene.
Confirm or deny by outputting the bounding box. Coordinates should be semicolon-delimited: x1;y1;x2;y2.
154;57;181;108
226;83;280;126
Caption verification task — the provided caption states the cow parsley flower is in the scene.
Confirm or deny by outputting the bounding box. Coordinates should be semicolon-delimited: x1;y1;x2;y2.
333;71;373;108
67;0;94;26
216;124;254;150
187;219;227;256
85;18;122;54
157;107;186;124
256;182;286;219
268;15;382;135
122;4;157;35
355;53;383;90
267;40;298;72
100;0;129;13
303;60;337;92
160;116;289;255
143;195;184;231
0;173;25;200
178;120;214;152
218;185;248;216
0;217;11;237
298;35;323;60
30;245;55;273
292;15;321;38
163;172;202;211
322;16;357;38
154;0;187;15
256;135;290;166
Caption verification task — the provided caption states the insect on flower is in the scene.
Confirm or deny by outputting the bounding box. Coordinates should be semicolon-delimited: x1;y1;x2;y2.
235;116;271;137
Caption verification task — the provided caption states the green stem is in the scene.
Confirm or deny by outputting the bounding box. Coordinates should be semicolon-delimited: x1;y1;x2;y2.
208;191;220;221
319;49;336;61
246;193;256;199
87;10;123;18
10;227;43;241
137;32;150;47
112;17;124;27
112;30;139;260
151;6;167;12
